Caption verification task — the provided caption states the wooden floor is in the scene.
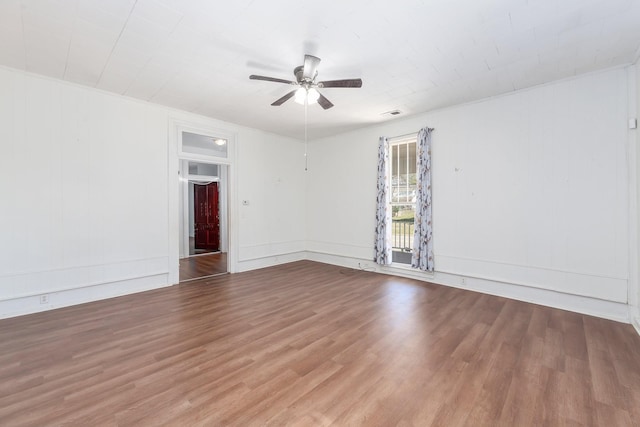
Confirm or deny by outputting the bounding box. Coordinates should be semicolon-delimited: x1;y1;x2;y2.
1;261;639;426
179;252;227;281
189;237;219;256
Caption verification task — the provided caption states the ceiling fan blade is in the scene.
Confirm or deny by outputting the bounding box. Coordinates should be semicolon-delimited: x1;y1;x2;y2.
250;75;296;85
317;92;334;110
303;55;321;80
271;90;297;106
318;78;363;88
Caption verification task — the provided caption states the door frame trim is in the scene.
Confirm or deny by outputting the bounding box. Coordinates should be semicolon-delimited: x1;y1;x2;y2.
168;118;238;285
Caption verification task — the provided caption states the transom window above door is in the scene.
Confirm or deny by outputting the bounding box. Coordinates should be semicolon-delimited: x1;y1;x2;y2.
182;131;228;158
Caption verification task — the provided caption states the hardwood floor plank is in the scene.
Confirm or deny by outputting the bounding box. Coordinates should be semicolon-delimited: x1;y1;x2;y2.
0;260;639;426
247;360;344;425
462;342;521;425
584;317;630;411
498;355;551;426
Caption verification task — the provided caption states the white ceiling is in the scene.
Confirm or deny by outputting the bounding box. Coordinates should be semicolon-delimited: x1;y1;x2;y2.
1;0;639;139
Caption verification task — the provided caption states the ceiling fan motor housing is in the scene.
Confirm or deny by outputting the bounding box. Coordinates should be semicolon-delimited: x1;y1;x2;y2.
294;65;314;85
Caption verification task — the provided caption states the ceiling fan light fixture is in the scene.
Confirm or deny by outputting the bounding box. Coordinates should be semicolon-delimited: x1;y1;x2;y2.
294;87;306;104
294;87;319;105
250;54;361;110
307;88;320;104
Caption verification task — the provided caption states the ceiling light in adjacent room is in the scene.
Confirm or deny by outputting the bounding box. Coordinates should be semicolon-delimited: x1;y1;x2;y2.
214;138;227;146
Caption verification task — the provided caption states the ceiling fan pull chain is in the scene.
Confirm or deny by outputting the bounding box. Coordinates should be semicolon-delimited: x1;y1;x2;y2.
304;96;308;171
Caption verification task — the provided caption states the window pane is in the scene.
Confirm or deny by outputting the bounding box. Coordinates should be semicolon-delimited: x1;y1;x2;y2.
398;144;408;175
388;136;417;264
391;204;415;264
182;131;228;158
389;145;395;176
408;142;416;174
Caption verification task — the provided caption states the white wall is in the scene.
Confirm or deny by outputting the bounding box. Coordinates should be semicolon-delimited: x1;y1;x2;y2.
0;67;170;316
236;127;307;269
0;66;306;318
307;67;632;321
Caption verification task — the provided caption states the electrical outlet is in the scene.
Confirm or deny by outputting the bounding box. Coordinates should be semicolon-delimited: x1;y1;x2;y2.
461;278;466;286
39;294;49;304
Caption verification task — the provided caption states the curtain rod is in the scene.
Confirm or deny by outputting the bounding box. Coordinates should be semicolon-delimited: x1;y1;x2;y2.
386;128;435;140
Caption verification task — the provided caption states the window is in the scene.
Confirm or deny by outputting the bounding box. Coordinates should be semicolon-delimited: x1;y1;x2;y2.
389;135;417;264
181;131;228;158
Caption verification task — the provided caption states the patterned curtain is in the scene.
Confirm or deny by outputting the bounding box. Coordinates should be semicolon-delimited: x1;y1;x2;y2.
374;136;392;265
411;127;434;271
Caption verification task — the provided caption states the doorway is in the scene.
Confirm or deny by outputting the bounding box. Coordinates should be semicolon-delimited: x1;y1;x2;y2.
179;159;229;281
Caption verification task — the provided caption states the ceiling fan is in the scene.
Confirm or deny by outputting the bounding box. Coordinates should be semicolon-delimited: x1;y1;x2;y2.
249;54;362;110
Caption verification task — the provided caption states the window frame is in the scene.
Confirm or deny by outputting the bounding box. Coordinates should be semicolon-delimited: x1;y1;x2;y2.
388;134;418;265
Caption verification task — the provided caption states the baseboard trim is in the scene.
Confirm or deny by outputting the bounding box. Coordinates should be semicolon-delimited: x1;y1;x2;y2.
0;270;170;302
236;251;307;272
0;273;170;319
2;250;634;328
630;307;640;336
305;251;630;324
633;316;640;336
0;250;307;319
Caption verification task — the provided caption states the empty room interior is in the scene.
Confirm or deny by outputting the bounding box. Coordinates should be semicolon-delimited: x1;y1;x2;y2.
1;0;640;425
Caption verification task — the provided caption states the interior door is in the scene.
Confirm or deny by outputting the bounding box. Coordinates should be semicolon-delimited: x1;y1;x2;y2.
194;184;208;250
193;182;219;251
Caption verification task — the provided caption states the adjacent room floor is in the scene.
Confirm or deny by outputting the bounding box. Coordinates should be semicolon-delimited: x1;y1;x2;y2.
179;252;227;282
1;261;639;426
